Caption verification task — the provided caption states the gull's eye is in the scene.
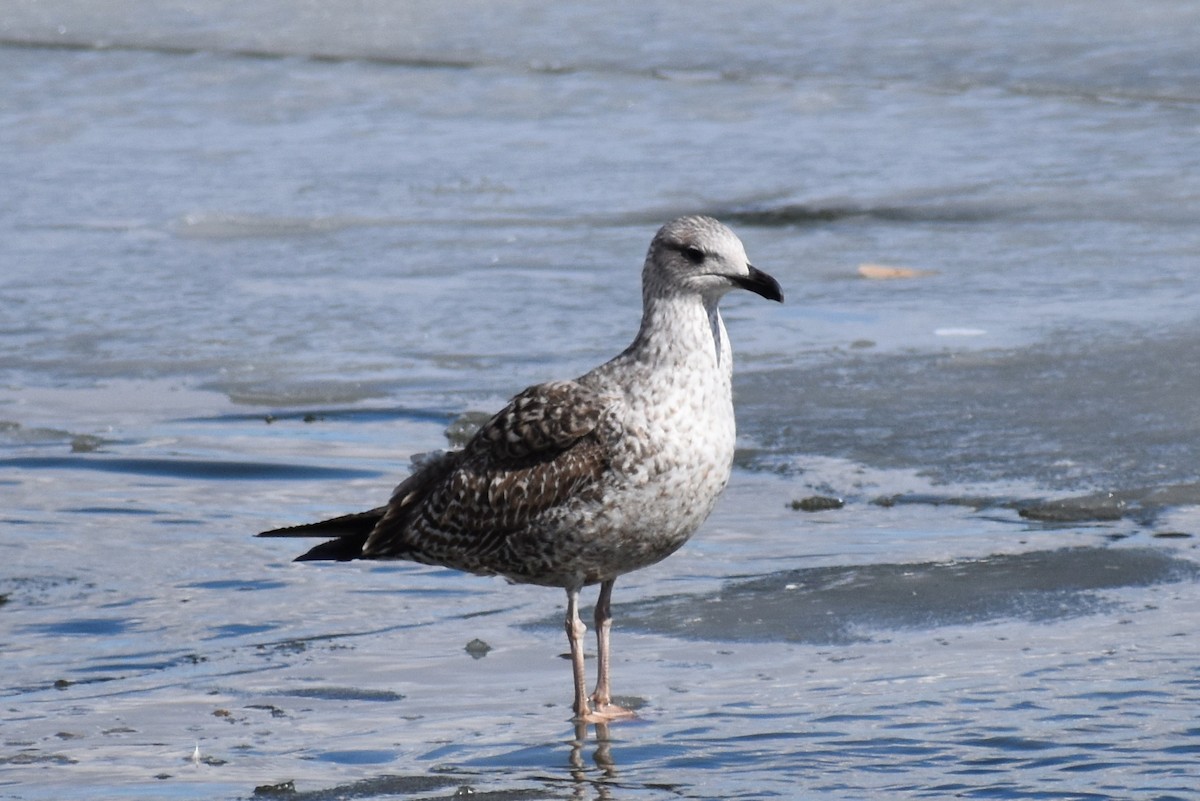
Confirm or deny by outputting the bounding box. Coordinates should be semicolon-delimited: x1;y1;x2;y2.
680;245;706;265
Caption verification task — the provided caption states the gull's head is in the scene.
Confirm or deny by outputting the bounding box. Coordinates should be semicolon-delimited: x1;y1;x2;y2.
644;215;783;305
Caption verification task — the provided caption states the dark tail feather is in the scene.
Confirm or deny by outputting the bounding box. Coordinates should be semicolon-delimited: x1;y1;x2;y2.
257;508;385;562
292;533;371;562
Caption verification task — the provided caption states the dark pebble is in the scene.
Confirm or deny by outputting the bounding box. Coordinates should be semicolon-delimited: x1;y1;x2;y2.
790;496;845;512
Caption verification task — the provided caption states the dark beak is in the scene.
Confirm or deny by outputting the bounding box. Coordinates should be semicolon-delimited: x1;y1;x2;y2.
732;264;784;303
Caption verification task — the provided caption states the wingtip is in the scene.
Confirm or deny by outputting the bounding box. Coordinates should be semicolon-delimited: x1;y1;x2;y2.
257;525;316;538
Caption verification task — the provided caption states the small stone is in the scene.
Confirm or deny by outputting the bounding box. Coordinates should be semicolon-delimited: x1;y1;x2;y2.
1018;499;1124;522
253;780;296;796
465;638;491;659
70;434;105;453
790;496;844;512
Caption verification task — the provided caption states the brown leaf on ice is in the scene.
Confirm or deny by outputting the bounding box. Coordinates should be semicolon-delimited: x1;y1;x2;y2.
857;263;937;280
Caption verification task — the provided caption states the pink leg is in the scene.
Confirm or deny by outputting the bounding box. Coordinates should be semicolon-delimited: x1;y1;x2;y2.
589;579;635;720
565;587;592;721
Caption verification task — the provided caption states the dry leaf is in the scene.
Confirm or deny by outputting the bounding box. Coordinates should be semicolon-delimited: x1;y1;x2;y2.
857;263;936;280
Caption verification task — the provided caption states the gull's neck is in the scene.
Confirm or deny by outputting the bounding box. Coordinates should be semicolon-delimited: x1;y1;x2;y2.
625;292;730;373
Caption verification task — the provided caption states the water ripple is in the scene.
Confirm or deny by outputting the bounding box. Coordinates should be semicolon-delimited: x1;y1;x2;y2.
0;455;379;481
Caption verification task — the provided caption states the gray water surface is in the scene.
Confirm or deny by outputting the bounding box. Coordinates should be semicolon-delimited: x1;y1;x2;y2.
3;2;1199;799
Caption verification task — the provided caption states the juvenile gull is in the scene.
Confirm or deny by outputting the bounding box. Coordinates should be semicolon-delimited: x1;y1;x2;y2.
259;216;783;723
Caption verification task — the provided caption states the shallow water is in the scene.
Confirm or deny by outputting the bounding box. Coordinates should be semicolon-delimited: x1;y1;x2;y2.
3;2;1200;799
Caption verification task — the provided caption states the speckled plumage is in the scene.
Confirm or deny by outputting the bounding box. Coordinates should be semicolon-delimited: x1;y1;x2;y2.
260;215;782;722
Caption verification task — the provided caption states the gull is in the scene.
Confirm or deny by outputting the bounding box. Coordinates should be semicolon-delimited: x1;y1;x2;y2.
259;216;783;722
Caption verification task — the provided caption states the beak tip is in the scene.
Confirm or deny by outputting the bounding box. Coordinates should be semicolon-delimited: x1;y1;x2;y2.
739;265;784;303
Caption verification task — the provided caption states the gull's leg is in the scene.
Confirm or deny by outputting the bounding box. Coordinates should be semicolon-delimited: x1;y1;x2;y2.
565;587;592;721
590;579;635;720
591;579;616;707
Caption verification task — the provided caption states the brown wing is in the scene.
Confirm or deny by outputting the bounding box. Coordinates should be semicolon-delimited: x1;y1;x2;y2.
360;380;620;569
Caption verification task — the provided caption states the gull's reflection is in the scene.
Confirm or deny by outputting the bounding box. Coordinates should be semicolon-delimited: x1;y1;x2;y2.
568;721;617;800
